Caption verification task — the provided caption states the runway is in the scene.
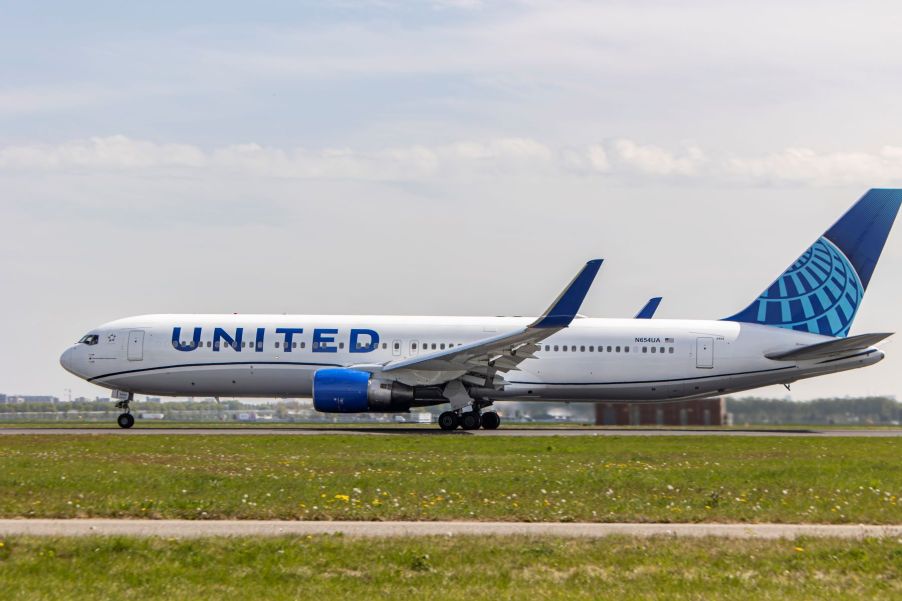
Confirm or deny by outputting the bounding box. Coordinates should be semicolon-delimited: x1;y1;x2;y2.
0;426;900;437
0;519;899;539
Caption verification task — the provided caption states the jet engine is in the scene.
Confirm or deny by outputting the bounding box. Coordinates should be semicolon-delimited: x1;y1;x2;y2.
312;368;421;413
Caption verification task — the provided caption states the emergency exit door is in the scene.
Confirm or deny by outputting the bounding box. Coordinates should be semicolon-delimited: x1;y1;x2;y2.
127;330;145;361
696;337;713;369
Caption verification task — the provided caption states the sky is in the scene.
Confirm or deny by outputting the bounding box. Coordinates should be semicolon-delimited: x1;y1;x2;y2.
2;0;902;401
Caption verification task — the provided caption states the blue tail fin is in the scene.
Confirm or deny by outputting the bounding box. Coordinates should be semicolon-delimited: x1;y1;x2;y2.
725;189;902;337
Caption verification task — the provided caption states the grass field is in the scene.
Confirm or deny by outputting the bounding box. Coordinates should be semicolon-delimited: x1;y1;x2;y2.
0;535;899;600
0;435;899;523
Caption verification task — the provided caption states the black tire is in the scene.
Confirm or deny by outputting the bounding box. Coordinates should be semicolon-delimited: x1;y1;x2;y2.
438;411;459;431
460;411;482;430
117;413;135;429
481;411;501;430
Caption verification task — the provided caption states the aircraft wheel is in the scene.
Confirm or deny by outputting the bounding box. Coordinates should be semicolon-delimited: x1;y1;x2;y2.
460;411;482;430
481;411;501;430
438;411;459;431
117;413;135;429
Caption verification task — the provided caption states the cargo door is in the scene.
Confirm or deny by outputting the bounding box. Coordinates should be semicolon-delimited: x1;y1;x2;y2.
127;330;145;361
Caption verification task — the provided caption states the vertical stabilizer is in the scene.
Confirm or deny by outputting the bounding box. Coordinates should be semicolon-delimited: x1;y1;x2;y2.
725;189;901;337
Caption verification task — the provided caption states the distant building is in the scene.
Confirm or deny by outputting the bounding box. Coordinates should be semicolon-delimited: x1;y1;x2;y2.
0;394;6;403
20;396;60;404
595;399;726;426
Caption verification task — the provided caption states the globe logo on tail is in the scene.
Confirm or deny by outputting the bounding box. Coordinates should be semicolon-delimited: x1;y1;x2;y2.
750;237;862;337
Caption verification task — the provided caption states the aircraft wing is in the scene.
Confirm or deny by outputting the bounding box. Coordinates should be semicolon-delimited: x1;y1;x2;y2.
380;260;602;385
635;297;662;319
765;332;892;361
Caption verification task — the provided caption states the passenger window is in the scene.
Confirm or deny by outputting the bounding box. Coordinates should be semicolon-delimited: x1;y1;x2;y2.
624;346;630;353
275;341;280;349
412;343;418;350
292;342;297;349
440;343;446;350
339;342;345;349
554;345;559;351
651;347;657;353
616;346;621;352
544;345;550;351
562;346;567;352
580;346;585;352
394;342;400;350
301;342;306;349
669;347;674;354
607;346;612;352
589;346;594;352
642;347;647;353
660;346;665;354
207;341;212;348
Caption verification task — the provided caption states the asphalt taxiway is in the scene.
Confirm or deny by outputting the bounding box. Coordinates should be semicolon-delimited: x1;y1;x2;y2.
0;519;899;539
0;426;900;437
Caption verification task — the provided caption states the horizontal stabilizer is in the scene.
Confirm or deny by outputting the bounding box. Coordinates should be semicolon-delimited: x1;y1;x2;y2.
765;332;892;361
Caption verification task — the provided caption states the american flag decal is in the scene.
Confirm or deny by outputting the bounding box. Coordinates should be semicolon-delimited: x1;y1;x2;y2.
664;337;674;343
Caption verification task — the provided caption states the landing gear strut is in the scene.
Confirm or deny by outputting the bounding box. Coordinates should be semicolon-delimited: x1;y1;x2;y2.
114;393;135;429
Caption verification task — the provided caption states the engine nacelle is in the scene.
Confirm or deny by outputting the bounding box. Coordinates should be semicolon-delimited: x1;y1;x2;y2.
312;368;415;413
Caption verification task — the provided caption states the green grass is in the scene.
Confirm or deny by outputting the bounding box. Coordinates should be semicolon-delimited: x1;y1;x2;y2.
0;535;899;600
1;435;899;523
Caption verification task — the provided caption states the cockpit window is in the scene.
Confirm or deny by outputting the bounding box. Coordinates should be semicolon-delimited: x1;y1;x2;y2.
78;334;99;346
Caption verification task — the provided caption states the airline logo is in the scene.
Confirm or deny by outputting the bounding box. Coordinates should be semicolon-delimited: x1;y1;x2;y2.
171;327;381;353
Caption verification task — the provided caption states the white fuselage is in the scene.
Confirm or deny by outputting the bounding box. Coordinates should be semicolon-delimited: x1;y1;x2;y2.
60;314;884;402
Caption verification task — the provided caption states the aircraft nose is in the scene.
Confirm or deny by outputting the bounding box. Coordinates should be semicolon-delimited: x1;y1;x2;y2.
60;346;77;374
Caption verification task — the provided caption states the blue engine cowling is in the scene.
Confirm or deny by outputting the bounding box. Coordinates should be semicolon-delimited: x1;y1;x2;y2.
312;368;415;413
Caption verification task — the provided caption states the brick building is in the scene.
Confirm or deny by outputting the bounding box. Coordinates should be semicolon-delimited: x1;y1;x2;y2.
594;398;726;426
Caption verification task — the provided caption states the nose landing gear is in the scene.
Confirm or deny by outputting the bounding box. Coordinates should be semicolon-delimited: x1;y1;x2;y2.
114;393;135;429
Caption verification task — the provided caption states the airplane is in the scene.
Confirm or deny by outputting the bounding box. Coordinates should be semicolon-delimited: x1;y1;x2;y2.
60;189;901;430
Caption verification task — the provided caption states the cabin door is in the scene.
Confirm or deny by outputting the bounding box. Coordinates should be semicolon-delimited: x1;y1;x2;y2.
695;337;713;369
127;330;145;361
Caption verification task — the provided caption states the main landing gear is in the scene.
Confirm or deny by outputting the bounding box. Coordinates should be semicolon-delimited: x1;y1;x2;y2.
438;402;501;431
115;393;135;429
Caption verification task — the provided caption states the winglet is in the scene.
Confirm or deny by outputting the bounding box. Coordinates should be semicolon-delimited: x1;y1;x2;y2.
530;260;603;329
635;297;662;319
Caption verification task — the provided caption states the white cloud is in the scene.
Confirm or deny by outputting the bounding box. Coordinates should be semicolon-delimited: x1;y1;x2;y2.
724;147;902;187
611;140;706;176
2;135;901;187
0;136;205;170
